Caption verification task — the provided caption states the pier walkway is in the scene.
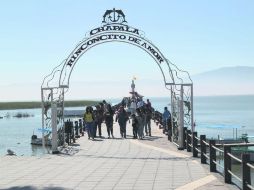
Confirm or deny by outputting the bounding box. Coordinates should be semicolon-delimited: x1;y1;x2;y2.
0;121;237;190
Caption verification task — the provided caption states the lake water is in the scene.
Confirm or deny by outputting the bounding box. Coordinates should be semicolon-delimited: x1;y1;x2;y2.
0;95;253;156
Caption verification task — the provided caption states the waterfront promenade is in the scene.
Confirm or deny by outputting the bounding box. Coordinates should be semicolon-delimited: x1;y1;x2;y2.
0;121;237;190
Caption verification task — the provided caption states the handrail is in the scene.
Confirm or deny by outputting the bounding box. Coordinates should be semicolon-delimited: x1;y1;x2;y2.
202;140;209;146
228;170;242;183
203;153;210;159
227;152;242;163
156;122;254;190
172;141;179;147
212;160;224;169
247;163;254;170
211;143;232;146
211;145;224;153
207;143;251;147
214;143;224;146
224;143;254;147
247;184;254;190
195;147;201;153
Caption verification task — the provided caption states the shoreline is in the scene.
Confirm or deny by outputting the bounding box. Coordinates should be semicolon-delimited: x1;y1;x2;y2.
0;100;99;110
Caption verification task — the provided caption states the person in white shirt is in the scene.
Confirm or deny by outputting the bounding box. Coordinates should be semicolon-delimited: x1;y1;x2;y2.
130;99;137;115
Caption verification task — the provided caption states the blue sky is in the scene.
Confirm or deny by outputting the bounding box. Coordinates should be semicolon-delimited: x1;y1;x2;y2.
0;1;253;101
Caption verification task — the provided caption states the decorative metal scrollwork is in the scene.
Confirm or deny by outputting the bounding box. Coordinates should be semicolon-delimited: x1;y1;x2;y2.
102;8;127;24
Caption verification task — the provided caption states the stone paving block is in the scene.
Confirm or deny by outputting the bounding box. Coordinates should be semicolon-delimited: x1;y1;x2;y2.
133;186;153;190
116;180;136;184
137;177;155;181
76;185;95;190
113;186;134;190
101;178;122;182
59;182;79;189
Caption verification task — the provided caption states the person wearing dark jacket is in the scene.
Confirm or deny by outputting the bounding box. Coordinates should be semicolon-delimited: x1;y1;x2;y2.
116;106;129;138
94;105;104;138
136;108;144;139
144;105;152;136
104;104;114;138
131;114;138;139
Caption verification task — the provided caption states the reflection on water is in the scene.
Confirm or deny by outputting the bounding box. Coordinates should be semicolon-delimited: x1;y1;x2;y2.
31;145;51;156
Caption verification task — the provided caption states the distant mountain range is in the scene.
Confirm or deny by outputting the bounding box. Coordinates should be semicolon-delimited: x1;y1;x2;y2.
191;66;254;96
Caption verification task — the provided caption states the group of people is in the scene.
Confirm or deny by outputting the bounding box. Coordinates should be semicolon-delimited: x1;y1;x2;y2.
131;104;153;139
82;99;154;140
83;100;113;140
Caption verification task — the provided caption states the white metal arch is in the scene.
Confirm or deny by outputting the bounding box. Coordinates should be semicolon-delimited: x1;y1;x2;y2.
41;9;193;150
56;24;176;89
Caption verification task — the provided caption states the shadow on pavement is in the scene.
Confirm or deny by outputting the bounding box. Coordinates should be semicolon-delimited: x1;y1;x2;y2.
143;136;163;141
91;139;103;142
1;186;69;190
70;143;80;146
98;135;163;141
76;154;193;161
110;137;124;140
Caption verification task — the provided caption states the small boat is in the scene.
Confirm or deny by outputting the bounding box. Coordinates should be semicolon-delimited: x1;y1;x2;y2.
0;116;3;119
31;135;52;146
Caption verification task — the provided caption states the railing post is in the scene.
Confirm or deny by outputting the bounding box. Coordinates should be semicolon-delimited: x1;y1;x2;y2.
224;145;232;184
209;140;216;172
192;132;198;157
242;154;251;190
200;135;206;164
183;127;187;149
168;125;172;141
186;130;191;152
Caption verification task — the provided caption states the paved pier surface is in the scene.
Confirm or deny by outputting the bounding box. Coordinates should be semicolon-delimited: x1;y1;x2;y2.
0;121;237;190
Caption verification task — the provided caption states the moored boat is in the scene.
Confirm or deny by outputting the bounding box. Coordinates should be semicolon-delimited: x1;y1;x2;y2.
31;135;52;146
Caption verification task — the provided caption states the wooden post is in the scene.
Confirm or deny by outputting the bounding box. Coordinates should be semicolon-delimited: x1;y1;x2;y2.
209;140;216;172
242;154;251;190
200;135;206;164
192;132;198;157
168;122;172;142
183;127;187;149
186;130;191;152
224;146;232;184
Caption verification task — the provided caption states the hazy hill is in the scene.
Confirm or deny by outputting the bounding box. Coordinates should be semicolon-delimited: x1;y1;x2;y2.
192;66;254;96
